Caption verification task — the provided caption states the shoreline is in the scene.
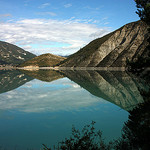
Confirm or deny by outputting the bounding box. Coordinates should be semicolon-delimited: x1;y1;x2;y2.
1;66;149;71
0;66;17;70
1;66;127;71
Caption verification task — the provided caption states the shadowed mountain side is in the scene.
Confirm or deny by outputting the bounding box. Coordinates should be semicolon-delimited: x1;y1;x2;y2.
61;70;150;111
0;70;33;94
21;69;64;82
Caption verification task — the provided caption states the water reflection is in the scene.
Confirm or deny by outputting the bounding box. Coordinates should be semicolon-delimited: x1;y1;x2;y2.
44;97;150;150
0;70;33;94
0;69;149;112
0;77;102;112
21;69;63;82
115;90;150;149
0;69;149;149
61;70;150;111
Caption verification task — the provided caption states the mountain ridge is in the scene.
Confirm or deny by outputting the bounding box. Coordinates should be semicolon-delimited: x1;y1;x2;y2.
58;20;149;68
19;53;66;67
0;41;36;65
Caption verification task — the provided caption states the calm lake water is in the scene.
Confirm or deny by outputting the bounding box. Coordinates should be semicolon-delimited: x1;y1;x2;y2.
0;69;149;150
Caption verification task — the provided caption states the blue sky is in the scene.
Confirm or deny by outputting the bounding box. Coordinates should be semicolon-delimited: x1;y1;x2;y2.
0;0;139;55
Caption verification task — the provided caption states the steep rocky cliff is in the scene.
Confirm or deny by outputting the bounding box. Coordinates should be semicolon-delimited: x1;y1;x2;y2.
0;41;36;65
59;21;149;67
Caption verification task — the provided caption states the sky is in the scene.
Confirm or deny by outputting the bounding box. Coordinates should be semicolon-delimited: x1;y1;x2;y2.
0;0;139;56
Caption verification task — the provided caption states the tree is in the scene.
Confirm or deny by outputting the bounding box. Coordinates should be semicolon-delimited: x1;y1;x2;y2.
127;0;150;74
135;0;150;25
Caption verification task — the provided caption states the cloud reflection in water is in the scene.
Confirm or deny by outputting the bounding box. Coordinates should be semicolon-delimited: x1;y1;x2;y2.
0;78;106;113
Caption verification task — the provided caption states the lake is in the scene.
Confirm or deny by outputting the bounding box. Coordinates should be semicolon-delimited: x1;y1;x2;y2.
0;69;149;150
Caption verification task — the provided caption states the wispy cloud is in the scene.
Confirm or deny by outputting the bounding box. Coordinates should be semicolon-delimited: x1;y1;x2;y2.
0;14;12;18
36;12;57;16
0;78;104;113
84;5;104;11
64;3;72;8
104;22;109;25
39;3;50;9
0;18;110;55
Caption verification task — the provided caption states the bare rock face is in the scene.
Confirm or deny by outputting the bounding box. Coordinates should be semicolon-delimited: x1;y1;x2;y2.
60;21;149;67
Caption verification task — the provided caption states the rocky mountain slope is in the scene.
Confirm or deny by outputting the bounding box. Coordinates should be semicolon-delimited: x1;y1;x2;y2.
61;70;150;111
0;41;36;65
19;53;66;67
59;20;149;67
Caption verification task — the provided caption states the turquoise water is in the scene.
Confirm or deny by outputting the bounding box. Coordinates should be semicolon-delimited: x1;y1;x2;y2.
0;70;148;150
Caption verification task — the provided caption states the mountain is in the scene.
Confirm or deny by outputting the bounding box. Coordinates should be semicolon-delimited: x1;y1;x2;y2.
0;70;33;94
0;41;36;65
61;70;150;111
59;21;149;67
19;53;66;67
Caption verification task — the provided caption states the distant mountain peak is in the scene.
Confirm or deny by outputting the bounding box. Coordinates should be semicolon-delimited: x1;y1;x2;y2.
19;53;66;67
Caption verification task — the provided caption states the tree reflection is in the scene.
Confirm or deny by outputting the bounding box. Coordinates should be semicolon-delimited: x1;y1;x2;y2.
115;90;150;150
43;90;150;150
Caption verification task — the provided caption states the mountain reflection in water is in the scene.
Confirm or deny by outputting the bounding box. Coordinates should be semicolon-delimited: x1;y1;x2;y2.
0;69;149;149
0;70;33;94
43;97;150;150
0;69;149;112
115;91;150;150
61;70;150;111
21;69;64;82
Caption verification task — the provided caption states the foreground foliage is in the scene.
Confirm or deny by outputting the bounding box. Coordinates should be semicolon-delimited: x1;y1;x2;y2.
42;121;114;150
43;91;150;150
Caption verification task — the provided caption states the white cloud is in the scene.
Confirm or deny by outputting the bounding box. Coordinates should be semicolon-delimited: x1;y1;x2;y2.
0;18;110;55
39;3;50;9
21;45;32;50
64;3;72;8
89;28;109;38
37;12;57;16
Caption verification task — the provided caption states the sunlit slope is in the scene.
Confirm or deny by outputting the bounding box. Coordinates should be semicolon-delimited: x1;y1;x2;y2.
19;53;66;67
59;21;149;67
